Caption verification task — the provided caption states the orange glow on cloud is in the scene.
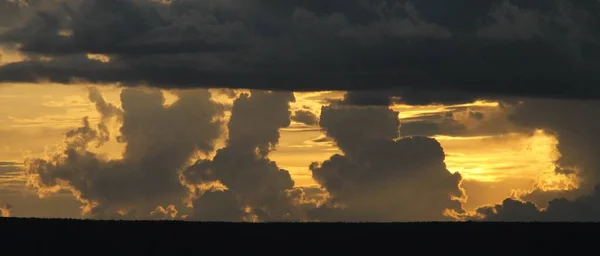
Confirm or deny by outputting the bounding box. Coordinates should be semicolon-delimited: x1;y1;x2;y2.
0;85;578;214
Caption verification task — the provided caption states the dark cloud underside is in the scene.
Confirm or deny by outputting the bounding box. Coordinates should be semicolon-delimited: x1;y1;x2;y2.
0;0;599;99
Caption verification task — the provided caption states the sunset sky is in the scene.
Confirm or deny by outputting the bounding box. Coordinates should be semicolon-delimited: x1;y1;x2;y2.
0;82;578;219
1;0;600;222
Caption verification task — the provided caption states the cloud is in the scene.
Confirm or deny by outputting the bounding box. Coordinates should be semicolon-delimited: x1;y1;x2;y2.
463;96;600;221
476;0;545;41
341;88;487;107
149;205;178;220
469;94;600;221
469;111;484;121
0;0;22;30
0;0;599;99
23;87;225;217
308;103;465;221
181;90;304;222
508;98;600;192
190;190;245;222
87;86;122;146
400;105;524;137
0;203;13;217
291;110;319;126
474;185;600;222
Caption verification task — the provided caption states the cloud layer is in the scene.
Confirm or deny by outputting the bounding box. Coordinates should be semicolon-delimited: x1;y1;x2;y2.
1;0;600;99
3;0;600;221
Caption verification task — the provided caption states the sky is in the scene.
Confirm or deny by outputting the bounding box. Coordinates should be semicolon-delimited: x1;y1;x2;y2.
0;0;600;222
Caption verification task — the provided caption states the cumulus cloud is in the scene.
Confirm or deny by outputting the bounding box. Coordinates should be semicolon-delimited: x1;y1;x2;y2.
0;0;599;99
291;110;319;126
0;203;13;217
181;90;304;222
474;185;600;222
23;87;225;218
308;103;465;221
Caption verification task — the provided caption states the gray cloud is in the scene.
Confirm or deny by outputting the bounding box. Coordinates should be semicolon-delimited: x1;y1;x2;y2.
0;0;599;99
400;104;525;137
181;91;303;222
291;110;319;126
87;87;123;145
24;87;225;217
0;1;22;30
475;185;600;222
308;104;465;221
191;190;245;222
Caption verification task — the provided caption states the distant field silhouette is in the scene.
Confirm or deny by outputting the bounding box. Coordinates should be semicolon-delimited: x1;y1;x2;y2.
0;217;594;254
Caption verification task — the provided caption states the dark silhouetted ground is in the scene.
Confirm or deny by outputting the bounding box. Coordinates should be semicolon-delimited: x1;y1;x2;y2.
0;217;593;254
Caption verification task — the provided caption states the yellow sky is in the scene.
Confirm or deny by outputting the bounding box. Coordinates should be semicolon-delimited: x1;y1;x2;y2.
0;83;575;215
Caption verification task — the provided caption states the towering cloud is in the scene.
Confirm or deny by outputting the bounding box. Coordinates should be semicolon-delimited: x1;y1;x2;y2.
24;87;225;217
181;91;302;222
308;102;465;221
87;87;122;146
0;0;599;99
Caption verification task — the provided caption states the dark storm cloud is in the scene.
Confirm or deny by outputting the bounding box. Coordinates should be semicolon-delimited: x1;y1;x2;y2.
24;87;225;217
181;91;304;222
1;0;600;99
475;185;600;222
309;104;465;221
0;1;22;30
